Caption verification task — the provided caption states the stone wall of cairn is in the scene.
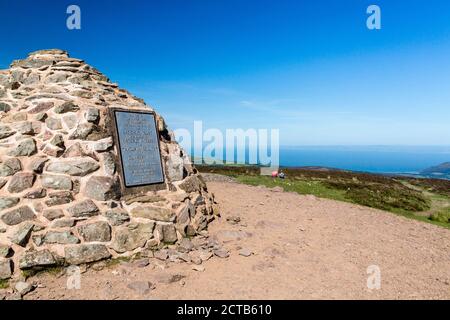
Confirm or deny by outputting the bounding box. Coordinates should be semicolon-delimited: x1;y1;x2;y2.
0;49;217;280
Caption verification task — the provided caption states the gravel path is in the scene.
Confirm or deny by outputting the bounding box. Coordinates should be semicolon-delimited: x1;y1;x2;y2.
14;181;450;300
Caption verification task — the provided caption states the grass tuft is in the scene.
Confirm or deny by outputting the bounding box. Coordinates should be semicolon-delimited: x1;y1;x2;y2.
430;207;450;223
0;279;9;289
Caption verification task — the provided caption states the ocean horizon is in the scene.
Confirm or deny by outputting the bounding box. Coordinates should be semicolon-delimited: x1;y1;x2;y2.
189;145;450;175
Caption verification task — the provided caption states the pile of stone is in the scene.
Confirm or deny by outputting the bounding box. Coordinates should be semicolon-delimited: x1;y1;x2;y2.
0;49;217;281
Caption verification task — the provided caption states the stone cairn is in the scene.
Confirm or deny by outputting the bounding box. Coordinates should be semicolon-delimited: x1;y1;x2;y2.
0;49;217;281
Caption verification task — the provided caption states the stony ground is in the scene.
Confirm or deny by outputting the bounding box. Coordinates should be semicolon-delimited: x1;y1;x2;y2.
4;177;450;300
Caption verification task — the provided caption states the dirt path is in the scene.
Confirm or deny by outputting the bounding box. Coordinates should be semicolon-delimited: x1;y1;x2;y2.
18;180;450;300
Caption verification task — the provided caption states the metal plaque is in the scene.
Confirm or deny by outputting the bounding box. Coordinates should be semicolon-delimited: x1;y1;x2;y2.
113;110;164;187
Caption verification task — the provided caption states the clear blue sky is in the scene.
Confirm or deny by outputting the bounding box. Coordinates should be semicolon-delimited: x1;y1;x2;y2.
1;0;450;146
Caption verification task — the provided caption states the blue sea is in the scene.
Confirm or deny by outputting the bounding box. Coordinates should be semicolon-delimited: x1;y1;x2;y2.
190;145;450;175
278;146;450;174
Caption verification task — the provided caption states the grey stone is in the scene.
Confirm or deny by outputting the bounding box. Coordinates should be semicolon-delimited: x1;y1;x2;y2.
0;197;20;210
71;90;93;99
64;244;111;265
42;144;64;157
46;159;100;176
45;117;62;130
93;137;112;152
13;58;54;69
41;174;72;190
105;201;119;208
188;251;203;265
1;206;35;226
161;224;178;244
30;49;67;55
167;153;184;182
69;122;94;140
51;218;75;228
186;225;197;237
178;238;194;252
154;250;169;261
5;293;22;300
0;102;11;112
103;152;116;175
8;138;37;156
28;101;54;114
23;188;46;199
85;107;99;122
11;70;25;82
9;222;34;246
214;248;230;258
32;235;43;246
32;224;46;232
19;249;57;269
67;199;99;217
7;172;35;193
178;175;206;193
125;195;165;205
0;74;7;86
239;248;253;257
2;112;26;122
226;216;241;225
35;112;48;122
0;126;15;139
178;252;191;263
54;101;79;114
84;176;120;201
104;210;130;226
0;244;11;258
15;122;34;135
15;281;33;296
151;272;185;284
0;179;6;189
0;259;12;279
127;281;153;295
193;194;206;206
63;114;78;129
30;157;48;173
110;223;155;253
132;258;150;268
44;191;74;206
45;72;69;83
131;206;175;222
42;209;65;221
22;73;40;85
77;221;111;242
176;201;194;225
43;231;80;244
91;261;107;271
192;265;205;272
49;134;65;148
62;142;85;158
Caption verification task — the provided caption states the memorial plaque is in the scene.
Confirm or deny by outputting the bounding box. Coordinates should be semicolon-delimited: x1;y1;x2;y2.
113;110;164;187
